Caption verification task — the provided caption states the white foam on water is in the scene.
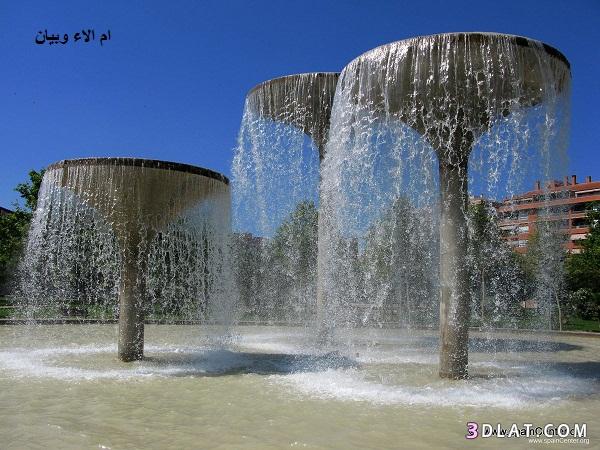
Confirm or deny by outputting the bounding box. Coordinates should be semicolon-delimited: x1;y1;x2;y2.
353;351;437;365
1;336;597;410
269;367;598;409
0;346;135;380
239;341;306;355
0;345;260;381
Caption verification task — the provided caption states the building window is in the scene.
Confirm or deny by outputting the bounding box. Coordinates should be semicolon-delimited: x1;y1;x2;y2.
576;189;600;198
572;218;589;229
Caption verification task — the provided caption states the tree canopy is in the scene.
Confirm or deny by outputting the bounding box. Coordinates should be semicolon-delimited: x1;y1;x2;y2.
566;204;600;293
0;169;45;292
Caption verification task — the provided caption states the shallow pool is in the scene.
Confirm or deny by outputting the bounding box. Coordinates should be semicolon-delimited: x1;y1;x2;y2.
0;325;598;449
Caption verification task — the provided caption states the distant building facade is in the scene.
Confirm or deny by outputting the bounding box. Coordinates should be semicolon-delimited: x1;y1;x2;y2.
496;175;600;254
0;206;13;216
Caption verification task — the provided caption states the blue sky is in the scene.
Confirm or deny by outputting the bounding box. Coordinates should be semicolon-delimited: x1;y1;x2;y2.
1;0;598;208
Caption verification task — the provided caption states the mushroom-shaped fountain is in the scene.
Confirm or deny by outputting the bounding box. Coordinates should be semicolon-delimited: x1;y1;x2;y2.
327;33;571;378
242;73;339;328
30;158;230;361
245;72;340;159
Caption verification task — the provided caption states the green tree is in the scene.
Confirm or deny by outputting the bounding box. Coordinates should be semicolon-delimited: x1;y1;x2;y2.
468;201;495;322
362;197;437;327
262;201;318;321
232;232;265;320
0;210;30;293
15;170;45;214
565;203;600;325
520;220;568;330
566;203;600;292
468;200;528;327
0;169;45;293
269;201;318;282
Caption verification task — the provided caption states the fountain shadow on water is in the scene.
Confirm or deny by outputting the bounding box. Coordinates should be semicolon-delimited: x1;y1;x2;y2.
142;350;359;377
380;335;583;353
468;337;582;353
544;362;600;381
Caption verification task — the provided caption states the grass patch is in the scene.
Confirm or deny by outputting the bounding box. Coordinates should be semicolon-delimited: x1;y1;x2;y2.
0;296;15;318
564;317;600;333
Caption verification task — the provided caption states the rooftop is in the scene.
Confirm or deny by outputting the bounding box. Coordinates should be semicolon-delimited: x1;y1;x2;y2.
508;175;597;201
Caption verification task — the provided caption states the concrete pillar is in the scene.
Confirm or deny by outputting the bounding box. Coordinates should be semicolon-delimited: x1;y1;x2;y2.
438;158;471;379
118;236;145;362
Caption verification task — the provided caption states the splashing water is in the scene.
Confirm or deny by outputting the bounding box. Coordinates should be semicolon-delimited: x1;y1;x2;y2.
232;73;338;323
0;36;594;445
319;33;571;339
17;158;236;333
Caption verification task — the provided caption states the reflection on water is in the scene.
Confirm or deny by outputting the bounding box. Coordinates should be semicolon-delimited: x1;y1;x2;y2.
1;325;598;449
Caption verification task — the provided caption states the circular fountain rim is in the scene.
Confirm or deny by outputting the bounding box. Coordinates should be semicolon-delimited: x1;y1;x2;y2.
246;72;340;97
47;157;230;185
345;32;570;70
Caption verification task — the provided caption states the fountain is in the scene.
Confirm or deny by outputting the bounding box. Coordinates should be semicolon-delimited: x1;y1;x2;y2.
0;34;597;449
244;72;340;158
20;158;231;361
320;33;571;378
233;73;338;323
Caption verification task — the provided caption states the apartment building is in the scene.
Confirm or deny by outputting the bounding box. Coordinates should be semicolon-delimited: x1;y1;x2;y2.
496;175;600;254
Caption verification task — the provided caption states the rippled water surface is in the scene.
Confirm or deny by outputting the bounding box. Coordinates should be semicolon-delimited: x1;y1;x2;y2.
1;325;598;449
